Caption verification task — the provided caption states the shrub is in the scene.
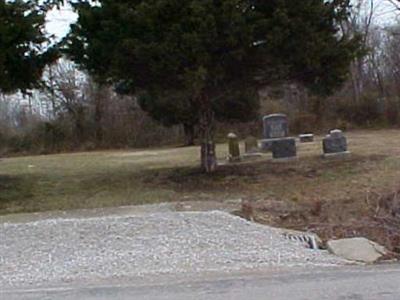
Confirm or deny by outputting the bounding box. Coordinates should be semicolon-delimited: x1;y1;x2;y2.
384;97;400;126
335;95;383;126
40;121;69;152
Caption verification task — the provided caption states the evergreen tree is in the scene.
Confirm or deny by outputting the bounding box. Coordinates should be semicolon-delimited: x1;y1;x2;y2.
138;89;260;146
0;0;57;93
65;0;361;172
137;92;200;146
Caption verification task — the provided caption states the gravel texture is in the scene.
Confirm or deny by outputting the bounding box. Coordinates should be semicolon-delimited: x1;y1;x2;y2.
0;211;346;288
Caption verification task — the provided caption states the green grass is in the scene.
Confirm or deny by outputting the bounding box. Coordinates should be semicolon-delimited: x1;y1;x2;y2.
1;129;400;215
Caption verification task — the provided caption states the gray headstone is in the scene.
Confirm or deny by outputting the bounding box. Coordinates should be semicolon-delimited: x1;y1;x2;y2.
263;114;289;139
323;133;347;154
329;129;344;139
227;133;241;162
272;138;297;159
299;134;314;143
244;136;259;153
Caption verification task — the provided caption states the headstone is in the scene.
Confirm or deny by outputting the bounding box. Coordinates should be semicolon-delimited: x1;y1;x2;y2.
227;133;241;162
263;114;289;139
260;114;289;152
323;129;349;157
299;134;314;143
272;137;296;159
329;129;344;139
244;136;259;153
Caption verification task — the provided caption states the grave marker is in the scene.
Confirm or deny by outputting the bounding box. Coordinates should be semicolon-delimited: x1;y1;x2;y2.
263;114;289;139
272;137;297;160
244;136;259;153
323;129;350;157
260;114;289;151
227;133;241;162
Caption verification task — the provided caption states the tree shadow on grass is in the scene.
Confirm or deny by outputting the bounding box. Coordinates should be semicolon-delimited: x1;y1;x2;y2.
0;175;35;212
140;153;388;193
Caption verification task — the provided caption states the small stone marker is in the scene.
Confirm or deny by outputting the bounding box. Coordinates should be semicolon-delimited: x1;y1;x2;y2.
272;137;297;160
260;114;289;151
299;134;314;143
227;133;241;162
323;129;349;157
244;136;259;153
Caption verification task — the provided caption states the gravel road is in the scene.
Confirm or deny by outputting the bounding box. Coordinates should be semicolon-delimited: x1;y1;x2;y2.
0;211;347;289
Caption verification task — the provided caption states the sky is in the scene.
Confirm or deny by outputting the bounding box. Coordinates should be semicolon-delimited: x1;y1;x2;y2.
45;1;399;41
369;0;399;24
45;5;78;41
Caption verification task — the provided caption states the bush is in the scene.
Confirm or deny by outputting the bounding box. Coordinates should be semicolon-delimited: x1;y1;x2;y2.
335;95;383;126
6;134;33;154
384;97;400;126
40;121;70;152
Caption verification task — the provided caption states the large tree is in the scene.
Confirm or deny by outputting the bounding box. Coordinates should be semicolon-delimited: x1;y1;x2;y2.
0;0;57;93
137;89;260;146
65;0;361;172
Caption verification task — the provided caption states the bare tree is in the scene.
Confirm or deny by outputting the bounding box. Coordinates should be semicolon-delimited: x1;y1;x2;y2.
42;59;89;143
383;25;400;95
342;0;377;103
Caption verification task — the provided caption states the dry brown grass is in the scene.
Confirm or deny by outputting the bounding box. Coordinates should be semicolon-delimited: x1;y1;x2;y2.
1;129;400;214
1;129;400;251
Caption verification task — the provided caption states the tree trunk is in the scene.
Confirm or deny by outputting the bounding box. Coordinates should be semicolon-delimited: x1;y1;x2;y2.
183;123;195;146
350;61;361;104
74;107;85;145
94;86;104;145
198;93;217;173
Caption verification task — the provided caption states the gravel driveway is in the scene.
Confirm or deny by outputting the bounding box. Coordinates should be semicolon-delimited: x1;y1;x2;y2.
0;211;346;289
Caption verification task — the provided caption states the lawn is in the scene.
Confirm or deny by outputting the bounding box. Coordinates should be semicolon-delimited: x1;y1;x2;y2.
1;129;400;215
1;129;400;252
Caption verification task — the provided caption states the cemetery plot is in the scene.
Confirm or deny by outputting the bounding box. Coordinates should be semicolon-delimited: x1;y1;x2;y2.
0;130;400;254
